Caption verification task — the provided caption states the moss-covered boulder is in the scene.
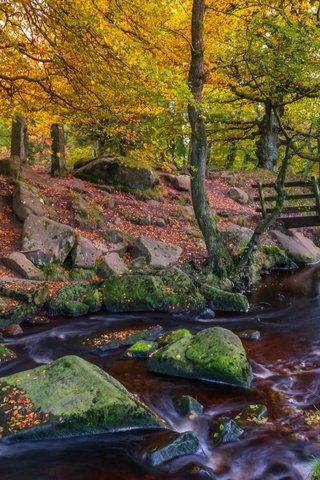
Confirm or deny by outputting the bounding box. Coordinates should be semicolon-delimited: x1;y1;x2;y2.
158;329;192;347
0;355;165;441
200;284;249;313
0;295;40;328
47;283;102;317
103;268;205;313
148;327;252;388
123;340;158;358
0;344;16;365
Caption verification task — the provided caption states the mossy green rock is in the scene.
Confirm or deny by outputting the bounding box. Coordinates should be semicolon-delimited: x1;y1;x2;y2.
0;344;16;365
47;283;101;317
1;355;165;441
148;327;252;388
103;269;205;313
200;284;249;313
62;301;89;317
82;289;103;312
158;329;192;347
123;340;158;358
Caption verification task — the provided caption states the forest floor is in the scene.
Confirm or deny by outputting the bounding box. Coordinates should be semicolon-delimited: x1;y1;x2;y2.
0;165;311;279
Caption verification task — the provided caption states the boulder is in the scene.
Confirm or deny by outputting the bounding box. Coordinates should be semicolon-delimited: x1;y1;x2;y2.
0;355;164;441
163;174;191;192
148;327;252;388
47;284;100;317
0;277;49;307
131;236;182;267
22;214;76;265
210;416;244;444
123;340;158;358
0;344;16;365
227;187;249;204
2;324;23;336
103;269;205;313
272;230;320;265
12;181;46;221
96;252;128;277
200;284;249;312
2;252;44;280
145;431;201;466
75;156;159;191
71;236;102;268
173;396;204;417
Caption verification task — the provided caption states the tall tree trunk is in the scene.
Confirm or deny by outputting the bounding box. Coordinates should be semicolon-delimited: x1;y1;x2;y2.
226;142;237;170
256;99;283;170
188;0;232;276
51;123;66;177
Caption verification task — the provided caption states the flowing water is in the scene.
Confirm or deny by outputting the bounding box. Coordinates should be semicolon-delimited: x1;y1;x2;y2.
1;267;320;480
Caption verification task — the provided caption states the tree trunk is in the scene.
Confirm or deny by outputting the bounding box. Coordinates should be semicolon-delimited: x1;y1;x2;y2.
226;142;237;170
188;0;232;276
51;123;66;177
256;99;283;170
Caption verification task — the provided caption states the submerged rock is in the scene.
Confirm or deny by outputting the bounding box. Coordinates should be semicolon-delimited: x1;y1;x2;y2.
173;395;204;417
145;431;201;466
237;329;261;341
210;416;244;444
236;404;268;424
84;325;163;351
148;327;252;388
0;355;164;441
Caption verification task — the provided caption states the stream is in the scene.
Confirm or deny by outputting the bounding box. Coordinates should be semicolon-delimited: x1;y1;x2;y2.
1;266;320;480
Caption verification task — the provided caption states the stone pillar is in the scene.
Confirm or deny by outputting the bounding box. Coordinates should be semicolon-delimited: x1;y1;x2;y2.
51;123;66;176
10;115;27;176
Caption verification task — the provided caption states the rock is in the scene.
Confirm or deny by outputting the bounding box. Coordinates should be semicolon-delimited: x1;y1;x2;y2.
61;300;90;317
221;172;237;184
236;404;268;424
0;277;49;307
163;174;191;192
272;230;320;265
75;156;159;190
12;181;46;221
85;325;163;351
0;355;164;441
2;324;23;336
228;187;249;204
200;284;249;312
131;236;182;267
123;340;158;358
71;236;102;269
0;344;16;365
102;229;127;243
103;268;205;313
96;253;128;277
210;416;244;444
237;329;261;341
46;283;100;317
2;252;44;280
186;464;217;479
128;256;148;270
82;289;103;313
146;431;201;466
158;329;192;347
148;327;252;388
22;215;76;265
153;217;167;227
195;308;215;320
173;396;204;417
